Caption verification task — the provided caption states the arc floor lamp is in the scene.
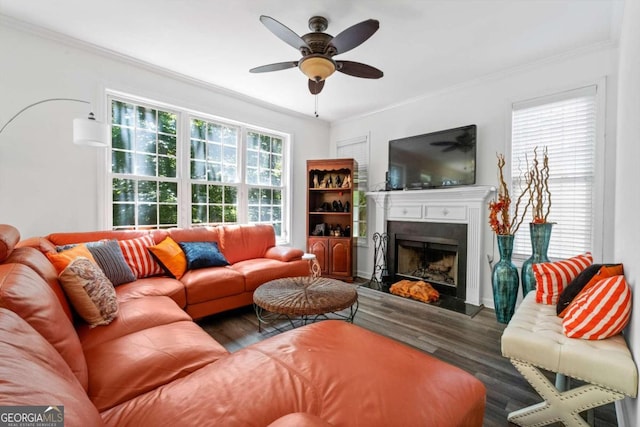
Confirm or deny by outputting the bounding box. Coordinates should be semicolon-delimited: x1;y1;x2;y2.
0;98;110;147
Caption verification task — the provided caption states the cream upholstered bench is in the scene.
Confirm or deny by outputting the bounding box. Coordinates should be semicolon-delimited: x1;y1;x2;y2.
501;292;638;427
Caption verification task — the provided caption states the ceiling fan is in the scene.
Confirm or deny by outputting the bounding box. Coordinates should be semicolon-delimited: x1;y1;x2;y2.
250;15;383;95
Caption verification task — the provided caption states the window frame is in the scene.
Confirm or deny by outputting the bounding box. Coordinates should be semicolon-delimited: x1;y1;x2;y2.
106;91;292;244
336;135;370;247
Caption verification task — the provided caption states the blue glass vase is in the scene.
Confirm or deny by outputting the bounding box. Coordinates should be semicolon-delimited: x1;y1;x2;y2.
492;234;519;324
521;222;553;296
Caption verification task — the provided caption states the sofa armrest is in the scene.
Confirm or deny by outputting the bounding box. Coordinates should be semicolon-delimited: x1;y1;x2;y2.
0;224;20;262
16;236;56;254
264;246;304;262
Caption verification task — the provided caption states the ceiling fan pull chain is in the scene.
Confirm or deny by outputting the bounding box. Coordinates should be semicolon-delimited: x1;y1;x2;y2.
315;94;319;118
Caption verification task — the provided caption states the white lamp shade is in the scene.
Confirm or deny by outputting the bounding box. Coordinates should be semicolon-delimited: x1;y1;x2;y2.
73;117;110;147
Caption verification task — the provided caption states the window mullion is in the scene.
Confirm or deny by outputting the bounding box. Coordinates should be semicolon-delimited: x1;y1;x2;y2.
178;112;191;228
237;127;248;224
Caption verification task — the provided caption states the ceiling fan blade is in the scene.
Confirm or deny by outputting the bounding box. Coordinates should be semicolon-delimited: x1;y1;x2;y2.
309;79;325;95
431;141;452;146
337;61;383;79
250;61;299;73
327;19;379;55
260;15;310;52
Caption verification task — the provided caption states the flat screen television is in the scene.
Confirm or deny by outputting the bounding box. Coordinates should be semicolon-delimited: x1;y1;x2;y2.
387;124;476;190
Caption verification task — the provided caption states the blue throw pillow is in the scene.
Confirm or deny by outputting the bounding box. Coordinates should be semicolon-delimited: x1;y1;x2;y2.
178;241;229;270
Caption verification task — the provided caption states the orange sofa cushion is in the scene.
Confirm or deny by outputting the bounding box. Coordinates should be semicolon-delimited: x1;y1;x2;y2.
180;266;246;304
0;308;105;427
0;263;89;391
4;246;74;321
114;276;186;307
78;296;191;351
100;321;485;427
84;320;229;412
167;227;220;243
220;224;275;264
231;258;311;292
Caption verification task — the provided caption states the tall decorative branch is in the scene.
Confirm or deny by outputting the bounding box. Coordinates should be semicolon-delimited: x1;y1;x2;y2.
524;147;551;223
489;153;531;235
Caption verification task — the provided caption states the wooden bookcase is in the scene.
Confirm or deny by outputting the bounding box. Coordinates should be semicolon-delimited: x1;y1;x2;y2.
306;158;357;281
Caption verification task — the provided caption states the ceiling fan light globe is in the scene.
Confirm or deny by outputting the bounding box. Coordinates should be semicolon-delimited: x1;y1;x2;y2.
299;55;336;82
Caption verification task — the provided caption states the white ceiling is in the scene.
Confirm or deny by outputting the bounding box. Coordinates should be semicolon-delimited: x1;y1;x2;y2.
0;0;624;123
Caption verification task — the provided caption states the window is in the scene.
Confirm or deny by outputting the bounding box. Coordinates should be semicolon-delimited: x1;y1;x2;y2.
511;86;597;259
337;135;369;245
244;131;284;237
109;94;289;241
189;118;240;225
111;100;179;229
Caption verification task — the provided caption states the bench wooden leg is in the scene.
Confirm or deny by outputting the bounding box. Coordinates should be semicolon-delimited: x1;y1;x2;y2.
508;359;625;427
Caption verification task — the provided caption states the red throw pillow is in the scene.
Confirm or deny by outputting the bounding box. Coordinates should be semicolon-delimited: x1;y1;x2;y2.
118;235;164;279
562;275;631;340
534;253;592;305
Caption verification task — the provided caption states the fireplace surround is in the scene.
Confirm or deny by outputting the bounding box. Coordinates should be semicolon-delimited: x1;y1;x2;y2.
367;185;495;307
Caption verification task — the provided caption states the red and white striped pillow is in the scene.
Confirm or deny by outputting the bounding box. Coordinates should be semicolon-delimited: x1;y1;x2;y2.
118;235;163;279
534;253;593;305
562;275;631;340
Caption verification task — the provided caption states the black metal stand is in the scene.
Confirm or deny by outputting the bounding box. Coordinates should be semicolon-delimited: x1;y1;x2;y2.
368;232;388;290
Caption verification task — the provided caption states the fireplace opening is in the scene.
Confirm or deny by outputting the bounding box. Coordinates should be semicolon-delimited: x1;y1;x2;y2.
386;221;467;301
396;236;459;289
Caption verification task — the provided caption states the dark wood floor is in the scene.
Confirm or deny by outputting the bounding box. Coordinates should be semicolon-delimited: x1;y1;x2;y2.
197;285;618;427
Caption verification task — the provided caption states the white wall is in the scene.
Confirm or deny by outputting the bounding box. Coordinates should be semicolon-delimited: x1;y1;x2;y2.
614;0;640;425
330;46;619;308
0;20;329;250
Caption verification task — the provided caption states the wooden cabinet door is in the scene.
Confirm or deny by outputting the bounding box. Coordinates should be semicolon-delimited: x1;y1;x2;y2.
308;238;328;274
329;238;351;277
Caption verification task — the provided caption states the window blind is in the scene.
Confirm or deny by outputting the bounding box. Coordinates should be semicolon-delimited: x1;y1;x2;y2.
511;86;596;259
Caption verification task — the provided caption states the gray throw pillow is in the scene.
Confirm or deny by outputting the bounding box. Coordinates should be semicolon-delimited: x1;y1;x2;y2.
87;240;136;286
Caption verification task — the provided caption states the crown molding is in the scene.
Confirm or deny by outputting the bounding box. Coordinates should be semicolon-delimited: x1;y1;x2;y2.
0;14;329;125
332;38;618;127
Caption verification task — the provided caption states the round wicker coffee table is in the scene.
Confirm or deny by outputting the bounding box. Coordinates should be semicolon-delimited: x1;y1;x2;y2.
253;276;358;332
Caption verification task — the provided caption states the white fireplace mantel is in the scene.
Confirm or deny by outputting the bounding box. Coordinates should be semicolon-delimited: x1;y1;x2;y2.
366;185;495;306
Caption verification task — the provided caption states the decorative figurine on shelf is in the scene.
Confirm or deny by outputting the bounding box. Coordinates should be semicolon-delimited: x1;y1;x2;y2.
313;174;319;188
344;225;351;237
326;175;333;188
335;175;342;187
344;201;350;212
332;200;339;212
311;223;326;236
334;225;343;237
342;174;351;188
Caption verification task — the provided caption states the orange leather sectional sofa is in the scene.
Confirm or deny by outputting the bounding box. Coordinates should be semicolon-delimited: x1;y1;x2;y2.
0;223;486;426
